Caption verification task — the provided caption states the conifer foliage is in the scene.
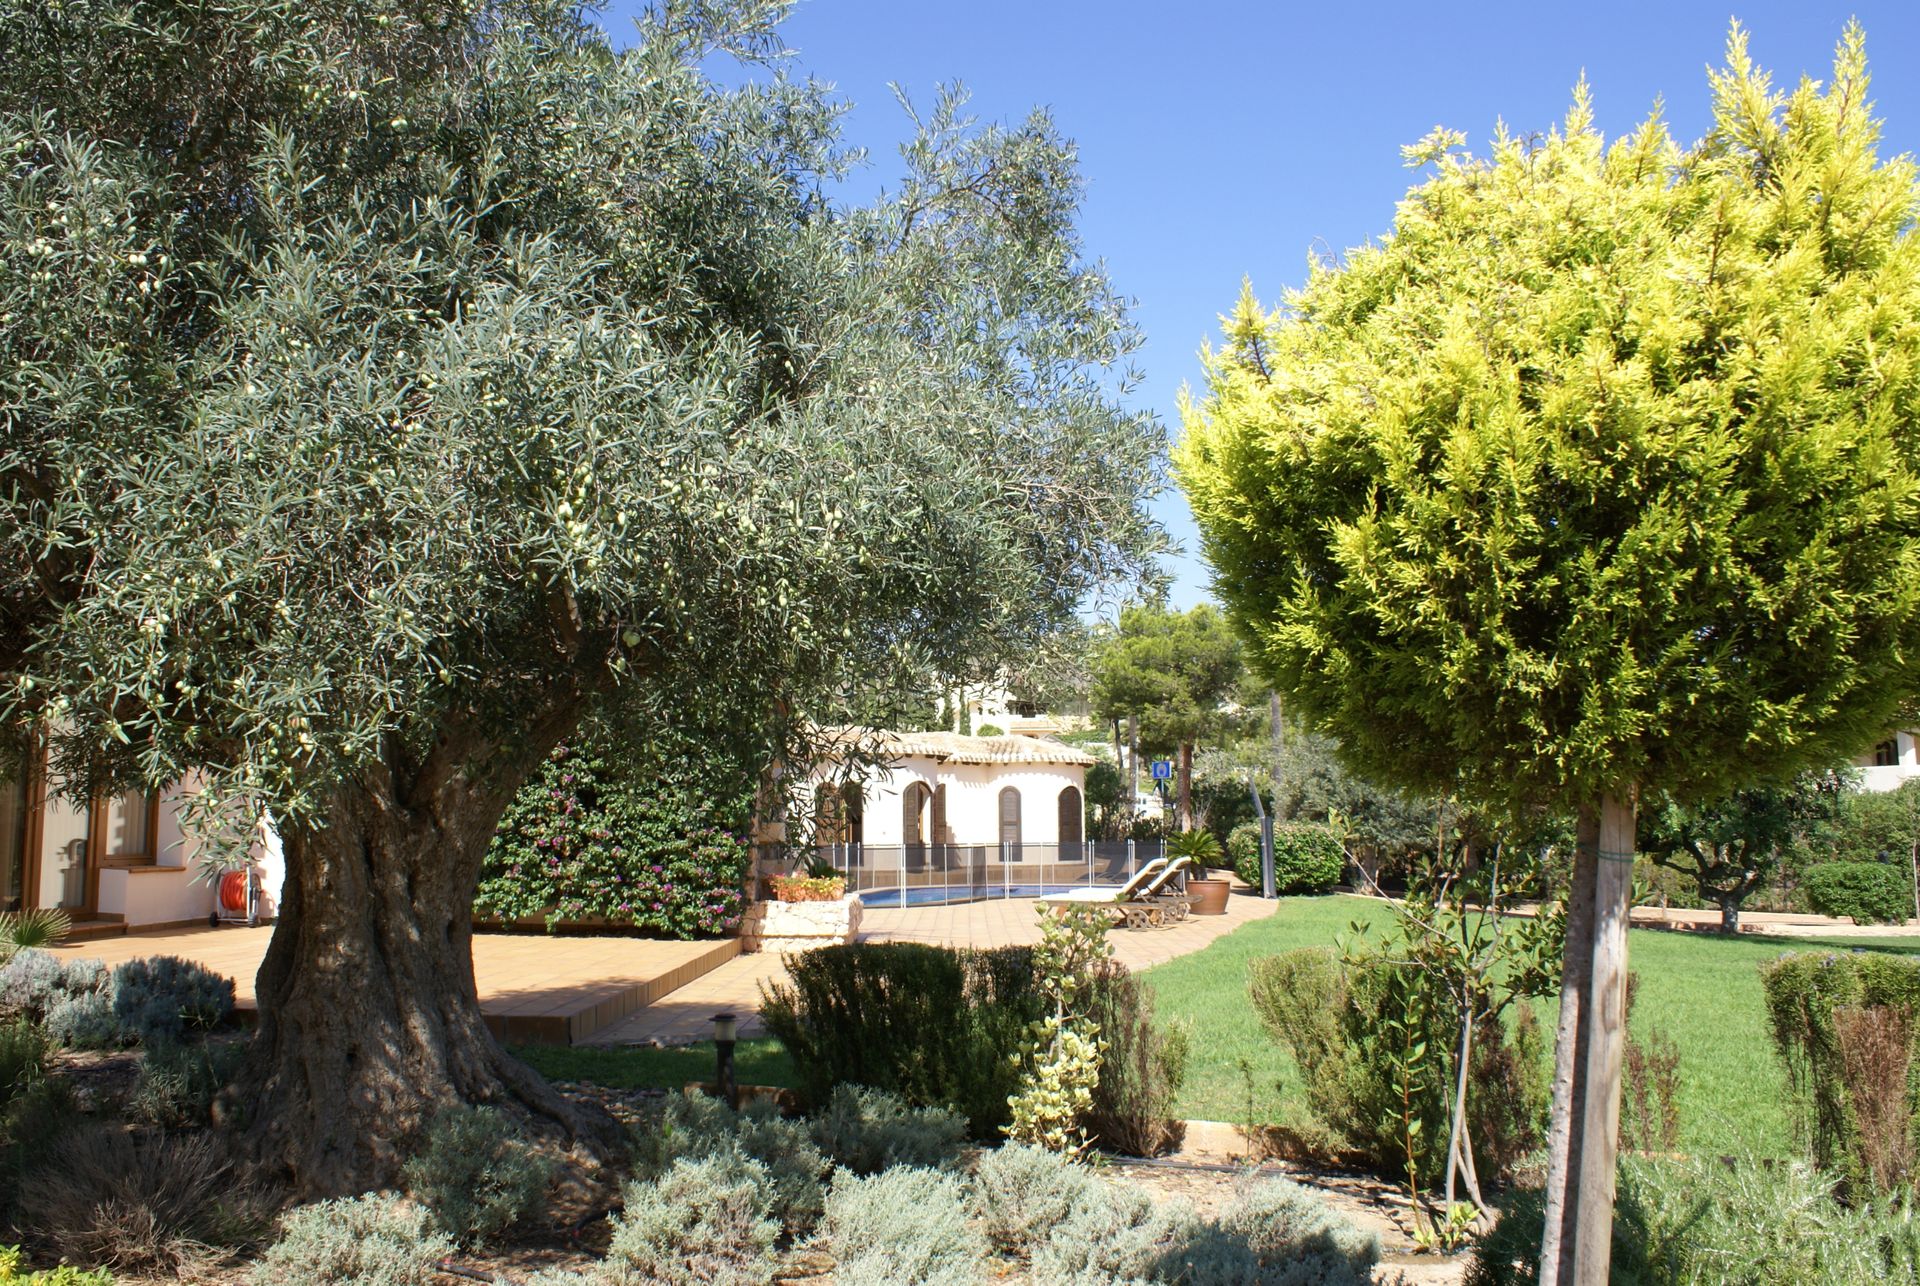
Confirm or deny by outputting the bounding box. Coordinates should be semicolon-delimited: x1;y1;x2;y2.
1180;22;1920;1282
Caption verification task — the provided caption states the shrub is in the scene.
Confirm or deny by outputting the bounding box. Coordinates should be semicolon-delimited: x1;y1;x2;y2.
127;1039;247;1130
0;1245;113;1285
1834;1005;1916;1193
108;956;234;1046
1248;947;1546;1183
633;1091;826;1232
253;1194;454;1286
0;1077;82;1221
22;1128;268;1277
1763;950;1920;1196
970;1143;1100;1251
603;1154;779;1286
1466;1153;1920;1285
475;736;753;939
1204;1177;1378;1286
823;1167;985;1286
0;951;106;1025
809;1085;966;1176
1266;823;1346;894
1804;861;1912;925
398;1104;555;1246
1030;1181;1200;1284
1081;963;1188;1157
760;942;1045;1136
0;1021;47;1113
44;993;121;1050
1227;821;1263;885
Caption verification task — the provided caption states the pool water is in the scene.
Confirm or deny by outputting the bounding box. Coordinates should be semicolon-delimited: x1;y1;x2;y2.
855;883;1120;909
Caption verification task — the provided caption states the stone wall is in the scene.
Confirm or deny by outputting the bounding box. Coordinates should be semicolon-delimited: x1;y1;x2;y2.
738;893;863;953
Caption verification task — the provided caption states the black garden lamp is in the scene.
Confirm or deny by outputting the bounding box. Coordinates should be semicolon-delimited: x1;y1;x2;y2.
712;1011;738;1110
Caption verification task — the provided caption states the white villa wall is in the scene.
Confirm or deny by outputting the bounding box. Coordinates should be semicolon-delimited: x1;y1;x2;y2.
801;752;1086;850
1854;731;1920;793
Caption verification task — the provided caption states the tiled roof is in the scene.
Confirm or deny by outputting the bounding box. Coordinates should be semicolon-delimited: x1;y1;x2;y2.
817;727;1095;767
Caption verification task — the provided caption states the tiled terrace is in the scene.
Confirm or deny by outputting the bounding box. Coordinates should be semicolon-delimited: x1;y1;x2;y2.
44;886;1278;1047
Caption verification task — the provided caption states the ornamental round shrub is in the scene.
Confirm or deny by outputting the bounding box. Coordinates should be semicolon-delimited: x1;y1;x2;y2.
110;955;235;1045
0;950;107;1025
1262;823;1346;894
252;1193;454;1286
604;1153;780;1286
823;1166;984;1286
633;1091;827;1233
400;1103;555;1246
475;740;750;939
1803;862;1912;925
809;1085;967;1176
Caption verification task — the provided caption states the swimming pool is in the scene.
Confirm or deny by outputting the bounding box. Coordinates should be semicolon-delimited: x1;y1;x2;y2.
855;883;1121;909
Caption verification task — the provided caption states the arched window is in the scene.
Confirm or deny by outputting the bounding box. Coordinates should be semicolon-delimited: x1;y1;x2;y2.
1057;785;1083;851
998;786;1022;861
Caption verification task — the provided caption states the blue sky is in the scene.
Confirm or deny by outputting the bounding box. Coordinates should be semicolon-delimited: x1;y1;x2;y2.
599;1;1920;611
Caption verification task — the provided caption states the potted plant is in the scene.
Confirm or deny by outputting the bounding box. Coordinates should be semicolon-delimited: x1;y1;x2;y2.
767;854;846;903
1167;829;1231;915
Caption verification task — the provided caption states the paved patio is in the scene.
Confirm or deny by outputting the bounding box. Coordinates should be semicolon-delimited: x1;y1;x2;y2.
49;926;738;1045
43;885;1279;1046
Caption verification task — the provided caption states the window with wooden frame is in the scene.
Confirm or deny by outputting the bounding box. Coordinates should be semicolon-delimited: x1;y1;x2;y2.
90;789;161;868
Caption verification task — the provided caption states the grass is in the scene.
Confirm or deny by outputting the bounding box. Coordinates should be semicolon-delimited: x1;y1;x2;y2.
513;1038;796;1092
1138;893;1920;1157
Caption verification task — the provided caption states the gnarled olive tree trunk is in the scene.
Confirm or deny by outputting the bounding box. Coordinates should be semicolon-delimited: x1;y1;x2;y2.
235;721;618;1197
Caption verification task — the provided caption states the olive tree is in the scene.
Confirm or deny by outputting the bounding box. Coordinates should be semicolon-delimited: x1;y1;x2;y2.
1178;25;1920;1283
1641;769;1849;935
0;0;1162;1193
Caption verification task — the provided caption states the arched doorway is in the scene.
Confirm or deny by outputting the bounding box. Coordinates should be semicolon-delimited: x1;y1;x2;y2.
1057;785;1083;856
998;786;1022;862
903;781;932;871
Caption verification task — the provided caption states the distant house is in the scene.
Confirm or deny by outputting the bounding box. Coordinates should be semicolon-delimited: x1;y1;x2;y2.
802;729;1093;859
0;748;283;937
1853;731;1920;793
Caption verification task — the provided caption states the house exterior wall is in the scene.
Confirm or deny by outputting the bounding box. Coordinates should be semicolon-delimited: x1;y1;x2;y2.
800;753;1086;850
1853;731;1920;793
9;755;285;928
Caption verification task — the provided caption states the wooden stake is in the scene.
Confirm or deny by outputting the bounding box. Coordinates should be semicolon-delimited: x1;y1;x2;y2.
1539;789;1636;1285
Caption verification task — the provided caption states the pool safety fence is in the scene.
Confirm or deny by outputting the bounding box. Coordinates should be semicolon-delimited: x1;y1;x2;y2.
762;839;1169;908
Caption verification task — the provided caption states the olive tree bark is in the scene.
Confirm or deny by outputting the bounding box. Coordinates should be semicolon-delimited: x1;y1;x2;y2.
1539;790;1636;1285
236;704;619;1197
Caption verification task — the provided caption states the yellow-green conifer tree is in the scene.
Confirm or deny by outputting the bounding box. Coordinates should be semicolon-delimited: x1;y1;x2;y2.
1179;25;1920;1282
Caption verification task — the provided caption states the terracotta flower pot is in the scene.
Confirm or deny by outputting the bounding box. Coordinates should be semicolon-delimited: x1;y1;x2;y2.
1185;876;1231;915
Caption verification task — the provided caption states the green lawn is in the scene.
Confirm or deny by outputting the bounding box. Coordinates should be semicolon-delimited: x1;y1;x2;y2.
514;1038;796;1092
1140;894;1920;1157
513;898;1920;1161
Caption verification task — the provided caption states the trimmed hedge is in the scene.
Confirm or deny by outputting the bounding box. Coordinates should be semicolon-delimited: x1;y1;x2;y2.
759;942;1045;1137
1233;822;1345;894
1803;862;1912;925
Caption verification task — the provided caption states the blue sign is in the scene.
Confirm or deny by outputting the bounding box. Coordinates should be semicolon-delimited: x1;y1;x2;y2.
1150;759;1173;781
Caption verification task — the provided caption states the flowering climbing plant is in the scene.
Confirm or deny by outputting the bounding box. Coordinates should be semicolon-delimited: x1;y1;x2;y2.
475;736;752;939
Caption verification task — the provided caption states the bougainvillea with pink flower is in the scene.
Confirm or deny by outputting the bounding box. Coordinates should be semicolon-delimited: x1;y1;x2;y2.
476;733;752;939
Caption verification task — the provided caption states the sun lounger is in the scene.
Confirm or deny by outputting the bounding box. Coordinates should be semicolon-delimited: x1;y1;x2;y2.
1041;857;1192;930
1038;857;1167;908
